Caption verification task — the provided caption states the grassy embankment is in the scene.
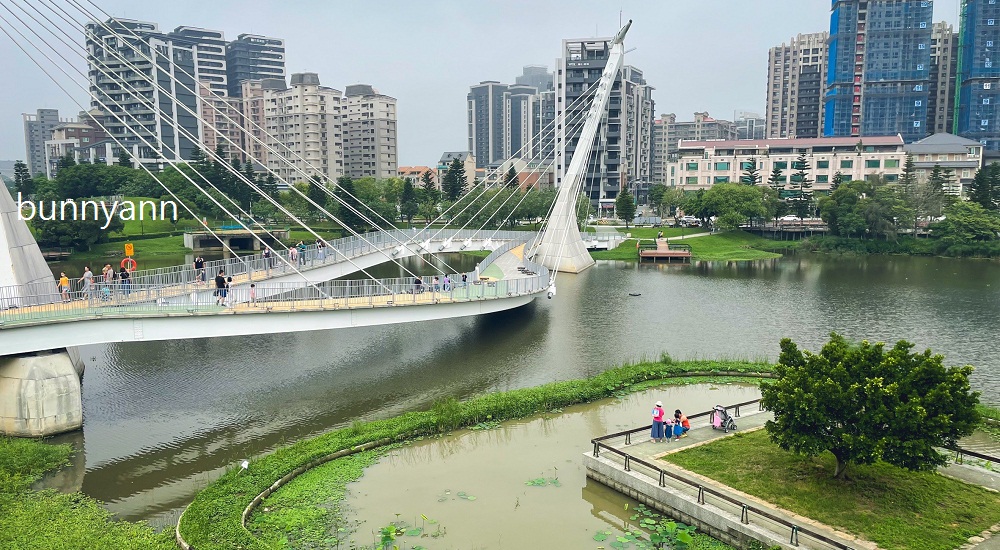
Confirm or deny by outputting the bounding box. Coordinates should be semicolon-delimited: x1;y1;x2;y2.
590;230;784;262
0;437;174;549
180;358;773;549
666;429;1000;550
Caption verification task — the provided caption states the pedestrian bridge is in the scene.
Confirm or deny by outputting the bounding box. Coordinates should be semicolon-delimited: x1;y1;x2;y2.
0;232;548;356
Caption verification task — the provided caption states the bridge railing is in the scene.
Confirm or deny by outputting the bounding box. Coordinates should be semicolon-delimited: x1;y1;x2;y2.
119;228;536;288
0;267;549;328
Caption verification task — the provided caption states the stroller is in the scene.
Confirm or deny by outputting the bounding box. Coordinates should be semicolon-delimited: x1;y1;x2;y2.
710;405;737;433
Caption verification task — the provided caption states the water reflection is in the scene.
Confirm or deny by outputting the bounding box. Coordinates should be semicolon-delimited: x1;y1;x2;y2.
42;252;1000;525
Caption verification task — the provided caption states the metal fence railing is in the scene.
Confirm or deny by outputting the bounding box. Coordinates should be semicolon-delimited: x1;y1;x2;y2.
0;269;550;328
591;399;1000;549
105;229;537;289
590;399;856;549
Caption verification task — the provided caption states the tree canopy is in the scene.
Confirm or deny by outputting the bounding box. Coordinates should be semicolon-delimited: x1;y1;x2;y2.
761;333;980;479
615;190;636;228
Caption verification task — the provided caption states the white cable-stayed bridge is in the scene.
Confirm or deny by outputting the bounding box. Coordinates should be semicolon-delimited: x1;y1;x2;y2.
0;0;633;437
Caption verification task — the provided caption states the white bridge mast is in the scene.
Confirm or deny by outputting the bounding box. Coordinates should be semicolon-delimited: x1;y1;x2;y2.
533;20;631;274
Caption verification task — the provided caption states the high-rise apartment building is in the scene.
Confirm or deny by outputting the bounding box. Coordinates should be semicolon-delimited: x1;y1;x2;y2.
503;84;538;163
530;90;557;164
766;32;829;138
170;26;229;96
928;22;959;134
555;37;654;203
651;112;736;185
467;81;508;169
342;84;397;179
956;0;1000;151
825;0;933;142
263;73;342;183
227;34;286;97
22;108;62;176
85;18;200;165
620;66;655;190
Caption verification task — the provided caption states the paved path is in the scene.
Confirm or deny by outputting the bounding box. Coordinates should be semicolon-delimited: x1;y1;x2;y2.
613;410;1000;549
665;232;711;241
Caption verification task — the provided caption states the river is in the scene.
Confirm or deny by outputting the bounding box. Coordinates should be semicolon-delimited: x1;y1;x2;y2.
39;252;1000;526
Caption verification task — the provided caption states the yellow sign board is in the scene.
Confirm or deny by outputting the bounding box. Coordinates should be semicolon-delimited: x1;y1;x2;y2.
124;243;134;257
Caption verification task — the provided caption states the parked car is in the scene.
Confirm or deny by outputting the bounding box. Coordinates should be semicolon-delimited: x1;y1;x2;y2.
779;214;800;222
680;216;700;227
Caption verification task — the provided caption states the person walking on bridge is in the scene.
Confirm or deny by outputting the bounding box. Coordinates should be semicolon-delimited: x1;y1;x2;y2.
78;266;94;301
58;272;70;303
193;255;206;284
214;270;227;306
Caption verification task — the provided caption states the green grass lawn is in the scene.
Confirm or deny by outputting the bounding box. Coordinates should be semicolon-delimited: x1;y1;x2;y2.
665;430;1000;550
0;437;174;549
590;231;783;262
680;231;783;261
75;235;191;258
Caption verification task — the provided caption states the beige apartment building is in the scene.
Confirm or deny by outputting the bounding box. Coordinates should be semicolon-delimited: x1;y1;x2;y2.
197;83;244;161
765;32;828;139
263;72;343;184
670;136;906;191
343;84;398;179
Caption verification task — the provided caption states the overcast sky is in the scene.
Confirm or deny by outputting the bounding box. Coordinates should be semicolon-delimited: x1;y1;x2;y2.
0;0;962;165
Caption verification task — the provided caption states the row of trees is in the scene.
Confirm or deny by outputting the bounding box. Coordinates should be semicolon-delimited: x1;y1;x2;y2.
9;150;560;249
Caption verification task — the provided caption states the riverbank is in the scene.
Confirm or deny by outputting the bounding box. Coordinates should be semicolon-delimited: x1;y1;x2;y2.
178;358;774;549
0;437;173;549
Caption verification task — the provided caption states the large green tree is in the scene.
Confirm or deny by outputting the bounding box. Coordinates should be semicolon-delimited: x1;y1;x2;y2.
12;160;33;196
931;201;1000;247
699;183;768;230
648;184;667;216
788;152;813;219
442;158;467;202
969;162;1000;212
30;164;134;250
400;178;418;225
615;190;636;228
761;333;980;479
334;176;366;233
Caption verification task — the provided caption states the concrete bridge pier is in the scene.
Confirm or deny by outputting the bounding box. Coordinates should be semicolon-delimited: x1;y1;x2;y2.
0;349;83;437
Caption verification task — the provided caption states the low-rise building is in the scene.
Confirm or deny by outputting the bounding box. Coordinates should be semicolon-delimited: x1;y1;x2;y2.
437;151;477;188
672;135;906;192
398;166;437;184
904;133;984;196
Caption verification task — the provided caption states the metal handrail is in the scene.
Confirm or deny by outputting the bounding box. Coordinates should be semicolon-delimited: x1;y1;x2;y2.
592;398;763;444
590;399;855;550
0;269;549;328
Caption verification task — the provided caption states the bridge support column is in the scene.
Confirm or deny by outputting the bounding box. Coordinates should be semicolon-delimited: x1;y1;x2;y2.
0;349;83;437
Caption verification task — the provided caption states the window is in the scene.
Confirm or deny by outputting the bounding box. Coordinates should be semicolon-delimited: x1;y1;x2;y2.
884;174;899;182
840;159;854;169
885;159;899;168
686;176;698;185
774;161;788;169
866;159;880;168
714;176;730;183
817;160;830;169
686;162;699;170
963;169;971;178
816;175;829;183
715;162;731;171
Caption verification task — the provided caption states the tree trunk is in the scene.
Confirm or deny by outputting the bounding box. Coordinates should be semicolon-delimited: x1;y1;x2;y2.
833;454;848;479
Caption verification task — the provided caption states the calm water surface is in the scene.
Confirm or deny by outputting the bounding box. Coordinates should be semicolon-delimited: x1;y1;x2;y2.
42;253;1000;525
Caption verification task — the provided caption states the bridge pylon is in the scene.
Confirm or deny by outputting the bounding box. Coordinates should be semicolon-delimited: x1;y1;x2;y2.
0;185;83;437
533;20;632;274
